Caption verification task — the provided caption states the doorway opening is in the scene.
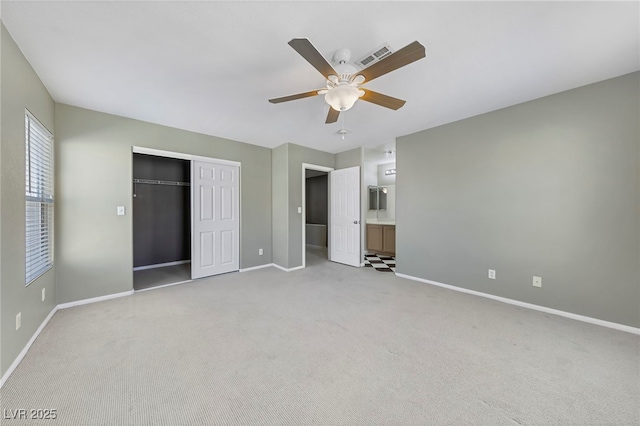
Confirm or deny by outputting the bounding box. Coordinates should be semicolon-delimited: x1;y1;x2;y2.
132;153;191;291
363;148;396;273
302;163;333;268
302;164;362;269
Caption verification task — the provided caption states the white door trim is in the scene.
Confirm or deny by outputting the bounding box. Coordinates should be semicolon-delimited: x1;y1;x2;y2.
302;163;334;268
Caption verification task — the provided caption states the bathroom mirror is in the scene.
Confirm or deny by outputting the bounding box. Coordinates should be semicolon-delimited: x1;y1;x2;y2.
368;186;387;210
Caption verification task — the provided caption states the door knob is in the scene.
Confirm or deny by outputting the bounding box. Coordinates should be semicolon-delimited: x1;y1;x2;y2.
353;220;359;224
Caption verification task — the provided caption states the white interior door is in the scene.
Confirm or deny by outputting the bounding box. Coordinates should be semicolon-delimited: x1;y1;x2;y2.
330;166;361;267
191;161;239;279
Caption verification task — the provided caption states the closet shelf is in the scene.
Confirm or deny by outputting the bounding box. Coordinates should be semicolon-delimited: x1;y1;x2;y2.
133;178;190;186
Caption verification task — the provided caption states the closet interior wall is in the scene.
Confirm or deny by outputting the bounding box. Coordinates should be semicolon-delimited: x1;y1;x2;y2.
132;153;190;269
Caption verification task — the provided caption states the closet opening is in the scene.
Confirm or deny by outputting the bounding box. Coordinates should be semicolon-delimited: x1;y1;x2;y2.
132;153;191;290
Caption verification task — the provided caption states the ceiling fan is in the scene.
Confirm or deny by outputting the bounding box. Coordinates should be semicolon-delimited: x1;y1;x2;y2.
269;38;426;124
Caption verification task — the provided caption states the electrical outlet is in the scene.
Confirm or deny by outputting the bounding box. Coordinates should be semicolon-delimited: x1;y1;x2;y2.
533;276;542;288
16;312;21;330
42;288;46;301
488;269;496;280
259;248;263;256
297;207;302;214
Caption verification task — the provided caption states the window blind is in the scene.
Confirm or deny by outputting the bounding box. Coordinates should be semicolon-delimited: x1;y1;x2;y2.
25;111;54;285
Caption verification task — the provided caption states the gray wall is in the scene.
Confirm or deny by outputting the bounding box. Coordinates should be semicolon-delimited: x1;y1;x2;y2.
335;147;362;170
54;104;272;303
1;23;57;377
397;72;640;327
272;144;289;267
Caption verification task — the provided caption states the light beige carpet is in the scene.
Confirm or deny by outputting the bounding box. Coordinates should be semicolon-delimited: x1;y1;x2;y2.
1;247;638;425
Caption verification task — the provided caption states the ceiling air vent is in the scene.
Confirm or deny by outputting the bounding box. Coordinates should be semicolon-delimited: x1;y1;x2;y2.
355;43;393;69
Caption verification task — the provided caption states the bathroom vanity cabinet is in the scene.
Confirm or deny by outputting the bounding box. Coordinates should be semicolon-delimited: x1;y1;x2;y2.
366;224;395;256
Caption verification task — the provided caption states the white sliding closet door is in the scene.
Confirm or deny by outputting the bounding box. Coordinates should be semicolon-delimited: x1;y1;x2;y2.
191;161;240;279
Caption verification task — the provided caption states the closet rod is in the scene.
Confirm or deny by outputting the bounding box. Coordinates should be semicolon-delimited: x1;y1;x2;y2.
133;178;190;187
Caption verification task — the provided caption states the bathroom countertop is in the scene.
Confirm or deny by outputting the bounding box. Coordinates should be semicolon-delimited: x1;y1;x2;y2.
366;219;396;225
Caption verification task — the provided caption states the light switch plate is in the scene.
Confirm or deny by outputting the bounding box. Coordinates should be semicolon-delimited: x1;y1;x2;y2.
488;269;496;279
117;206;125;216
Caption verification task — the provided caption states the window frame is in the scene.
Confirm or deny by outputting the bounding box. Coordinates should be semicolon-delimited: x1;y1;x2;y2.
25;109;54;286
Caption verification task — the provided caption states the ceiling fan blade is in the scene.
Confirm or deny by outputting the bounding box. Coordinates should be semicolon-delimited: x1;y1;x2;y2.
269;90;322;104
358;41;425;83
326;107;340;124
289;38;338;79
361;90;406;110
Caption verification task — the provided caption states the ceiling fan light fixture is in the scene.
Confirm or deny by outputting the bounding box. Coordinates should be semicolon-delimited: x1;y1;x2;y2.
325;85;365;111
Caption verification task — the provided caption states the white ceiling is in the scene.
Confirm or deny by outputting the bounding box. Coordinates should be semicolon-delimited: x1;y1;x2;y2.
2;1;638;154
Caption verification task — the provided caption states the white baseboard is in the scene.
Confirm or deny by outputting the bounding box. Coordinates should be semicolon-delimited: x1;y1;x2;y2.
272;263;305;272
395;273;640;335
0;306;58;389
57;290;134;310
240;263;274;273
133;260;190;271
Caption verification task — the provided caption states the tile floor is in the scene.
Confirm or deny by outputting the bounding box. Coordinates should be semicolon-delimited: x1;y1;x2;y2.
364;253;396;272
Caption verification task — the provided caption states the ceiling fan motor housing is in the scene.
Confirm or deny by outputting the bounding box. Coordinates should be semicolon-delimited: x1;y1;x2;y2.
333;48;352;64
333;62;358;83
